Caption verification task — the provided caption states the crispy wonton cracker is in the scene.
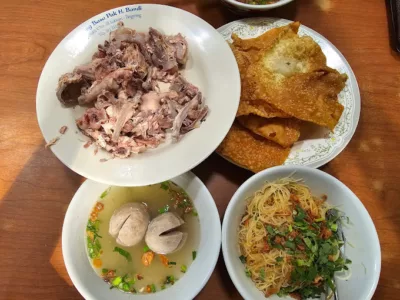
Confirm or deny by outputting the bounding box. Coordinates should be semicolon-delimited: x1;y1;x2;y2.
217;123;290;173
237;115;301;148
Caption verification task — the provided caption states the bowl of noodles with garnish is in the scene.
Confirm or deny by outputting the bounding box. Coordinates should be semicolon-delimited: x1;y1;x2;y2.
222;166;381;300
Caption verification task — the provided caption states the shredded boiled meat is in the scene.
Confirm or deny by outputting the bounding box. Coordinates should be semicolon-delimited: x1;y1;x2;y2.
56;22;208;158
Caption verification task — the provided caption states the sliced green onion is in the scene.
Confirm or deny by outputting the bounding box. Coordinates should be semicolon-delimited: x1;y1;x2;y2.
260;268;265;280
239;255;246;264
100;188;110;199
180;265;187;273
266;225;275;235
284;240;296;251
168;261;176;265
113;247;132;262
165;275;175;284
160;181;169;190
192;251;197;260
245;269;251;277
143;245;150;252
158;205;170;214
150;284;156;293
112;276;122;286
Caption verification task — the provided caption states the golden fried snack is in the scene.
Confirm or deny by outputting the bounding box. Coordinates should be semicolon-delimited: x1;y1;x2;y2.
237;99;290;118
245;66;346;130
232;22;301;52
237;115;301;148
230;43;289;119
233;22;347;130
217;123;290;173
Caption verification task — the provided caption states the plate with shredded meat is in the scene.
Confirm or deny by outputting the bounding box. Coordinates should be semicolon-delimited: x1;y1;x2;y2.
37;4;240;186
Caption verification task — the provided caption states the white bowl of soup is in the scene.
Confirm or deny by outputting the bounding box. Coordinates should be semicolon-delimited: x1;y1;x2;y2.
62;172;221;300
222;166;381;300
221;0;294;12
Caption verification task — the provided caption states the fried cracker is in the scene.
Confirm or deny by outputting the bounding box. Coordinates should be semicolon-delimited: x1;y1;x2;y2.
230;42;289;119
217;122;290;173
237;100;290;118
232;22;301;52
237;115;301;148
233;22;347;130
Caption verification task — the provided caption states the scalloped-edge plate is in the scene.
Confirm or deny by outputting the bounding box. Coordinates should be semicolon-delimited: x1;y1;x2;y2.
218;18;360;170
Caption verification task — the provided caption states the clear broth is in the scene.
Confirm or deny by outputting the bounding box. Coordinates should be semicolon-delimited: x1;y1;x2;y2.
86;183;200;293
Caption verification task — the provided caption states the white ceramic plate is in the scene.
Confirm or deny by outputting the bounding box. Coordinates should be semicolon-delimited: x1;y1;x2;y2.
222;166;381;300
221;0;294;12
37;4;240;186
62;172;221;300
218;18;361;170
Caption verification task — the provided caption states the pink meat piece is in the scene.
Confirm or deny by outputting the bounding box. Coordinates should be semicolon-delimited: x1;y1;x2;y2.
110;22;136;46
76;108;108;130
148;28;178;73
58;24;205;158
56;73;90;106
181;106;208;134
171;94;201;140
122;44;148;79
170;75;199;98
59;126;68;134
73;58;111;81
78;69;132;104
141;91;178;112
111;91;142;142
167;33;188;65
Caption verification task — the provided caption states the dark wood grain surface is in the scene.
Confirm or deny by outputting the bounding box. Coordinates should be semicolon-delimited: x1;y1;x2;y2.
0;0;399;299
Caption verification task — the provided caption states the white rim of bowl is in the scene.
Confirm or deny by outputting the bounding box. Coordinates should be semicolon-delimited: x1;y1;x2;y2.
221;165;381;300
62;173;222;299
223;0;294;9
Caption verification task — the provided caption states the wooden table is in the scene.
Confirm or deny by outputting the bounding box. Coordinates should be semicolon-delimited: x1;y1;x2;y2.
1;0;399;299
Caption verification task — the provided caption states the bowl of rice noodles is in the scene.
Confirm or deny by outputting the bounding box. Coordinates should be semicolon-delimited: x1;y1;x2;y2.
222;166;380;300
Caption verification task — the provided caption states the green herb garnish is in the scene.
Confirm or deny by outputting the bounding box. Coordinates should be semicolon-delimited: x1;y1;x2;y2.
112;276;122;286
294;205;307;222
168;261;176;265
113;247;132;262
284;240;296;251
245;269;251;277
239;255;247;264
266;225;275;235
100;187;110;199
165;275;175;285
260;268;265;281
272;208;352;299
192;251;197;260
150;284;156;293
158;205;170;214
160;181;170;190
86;219;102;259
180;265;187;273
143;245;150;252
